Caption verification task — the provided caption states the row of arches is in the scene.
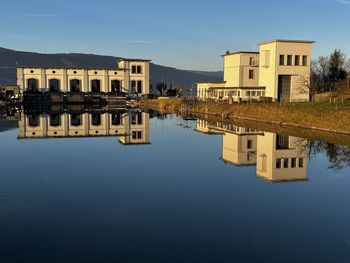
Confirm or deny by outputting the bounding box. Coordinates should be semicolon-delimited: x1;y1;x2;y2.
26;79;124;93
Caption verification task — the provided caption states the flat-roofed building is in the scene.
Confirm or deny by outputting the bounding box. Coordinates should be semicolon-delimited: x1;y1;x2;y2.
256;132;308;182
18;111;150;145
17;58;151;98
259;40;314;102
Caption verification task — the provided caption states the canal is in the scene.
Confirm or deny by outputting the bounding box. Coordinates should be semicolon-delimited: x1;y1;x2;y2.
0;108;349;262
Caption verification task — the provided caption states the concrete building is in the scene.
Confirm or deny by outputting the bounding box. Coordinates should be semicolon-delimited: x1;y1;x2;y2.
256;132;308;182
18;111;150;145
196;39;314;102
195;119;308;182
17;58;151;99
259;40;314;102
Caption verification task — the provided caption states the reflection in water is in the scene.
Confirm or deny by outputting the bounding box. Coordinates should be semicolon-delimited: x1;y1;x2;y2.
196;119;308;182
18;110;150;145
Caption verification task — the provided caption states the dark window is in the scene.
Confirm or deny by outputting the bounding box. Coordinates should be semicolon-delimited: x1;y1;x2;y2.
27;78;38;91
91;114;101;126
28;114;40;127
50;114;61;127
111;80;121;93
131;80;136;93
291;158;297;168
111;113;122;126
299;158;304;168
91;79;101;93
249;70;254;79
287;55;292;66
137;81;142;93
132;131;142;139
249;57;254;66
49;79;60;92
276;134;289;149
131;66;137;74
276;158;282;169
247;139;252;149
137;112;142;125
302;56;308;66
279;55;285;66
70;79;81;92
137;65;142;74
71;114;82;126
284;158;289;168
246;91;251;96
295;55;300;66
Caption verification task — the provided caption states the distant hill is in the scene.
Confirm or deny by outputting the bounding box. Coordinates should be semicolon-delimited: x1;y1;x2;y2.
0;47;223;93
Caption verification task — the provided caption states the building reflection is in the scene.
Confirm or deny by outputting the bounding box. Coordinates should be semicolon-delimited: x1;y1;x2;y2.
18;110;150;145
196;119;308;182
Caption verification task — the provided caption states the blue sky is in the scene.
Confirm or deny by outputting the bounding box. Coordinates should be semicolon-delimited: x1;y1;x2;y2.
0;0;349;71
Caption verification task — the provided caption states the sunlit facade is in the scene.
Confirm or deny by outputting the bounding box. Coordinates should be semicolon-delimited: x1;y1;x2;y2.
197;39;314;103
18;111;150;145
17;58;150;97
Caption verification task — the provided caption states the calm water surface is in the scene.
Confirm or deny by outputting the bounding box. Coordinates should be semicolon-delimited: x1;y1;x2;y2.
0;109;350;263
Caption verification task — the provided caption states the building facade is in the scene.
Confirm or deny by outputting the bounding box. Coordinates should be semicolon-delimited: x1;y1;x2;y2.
17;58;151;97
18;111;150;145
259;40;313;102
196;39;314;103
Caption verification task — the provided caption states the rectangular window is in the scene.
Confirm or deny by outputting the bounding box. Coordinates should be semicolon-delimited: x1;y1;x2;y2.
137;81;142;93
247;139;252;149
131;66;137;74
276;158;282;169
279;55;285;65
249;57;254;66
295;55;300;66
299;158;304;168
284;158;289;168
287;55;292;66
246;91;251;96
291;158;297;168
252;91;256;96
249;69;254;79
137;65;142;74
257;91;261;96
302;56;308;66
132;131;142;139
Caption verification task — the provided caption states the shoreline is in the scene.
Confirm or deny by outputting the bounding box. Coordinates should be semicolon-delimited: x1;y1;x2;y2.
141;98;350;146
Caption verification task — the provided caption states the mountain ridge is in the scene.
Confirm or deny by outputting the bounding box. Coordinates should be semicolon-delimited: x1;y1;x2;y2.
0;47;223;92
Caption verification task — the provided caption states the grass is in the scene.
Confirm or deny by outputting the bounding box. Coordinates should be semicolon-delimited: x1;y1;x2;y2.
143;98;350;134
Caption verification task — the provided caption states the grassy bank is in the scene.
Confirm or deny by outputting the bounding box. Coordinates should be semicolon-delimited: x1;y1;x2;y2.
143;98;350;134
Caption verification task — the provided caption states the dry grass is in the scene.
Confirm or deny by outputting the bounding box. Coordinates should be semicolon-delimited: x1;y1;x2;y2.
143;99;350;134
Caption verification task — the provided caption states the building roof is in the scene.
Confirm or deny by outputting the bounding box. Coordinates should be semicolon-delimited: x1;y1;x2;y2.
117;58;152;62
195;81;226;85
209;86;266;90
259;39;315;45
17;66;123;71
222;51;259;57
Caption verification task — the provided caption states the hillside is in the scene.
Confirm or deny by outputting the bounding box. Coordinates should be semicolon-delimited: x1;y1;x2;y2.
0;47;222;92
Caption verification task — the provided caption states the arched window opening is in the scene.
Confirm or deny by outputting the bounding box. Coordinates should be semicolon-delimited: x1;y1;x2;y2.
28;114;40;127
111;113;122;126
91;79;101;93
27;78;39;92
91;114;101;126
71;114;82;126
131;80;136;93
50;114;61;127
111;80;121;93
70;79;81;92
49;79;60;92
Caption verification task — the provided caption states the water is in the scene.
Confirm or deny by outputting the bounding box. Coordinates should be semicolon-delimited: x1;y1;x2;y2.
0;108;350;262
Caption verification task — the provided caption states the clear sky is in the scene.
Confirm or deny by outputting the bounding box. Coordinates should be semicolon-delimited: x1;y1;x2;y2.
1;0;349;71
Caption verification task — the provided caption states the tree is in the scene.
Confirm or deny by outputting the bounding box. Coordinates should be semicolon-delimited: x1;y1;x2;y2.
328;49;348;85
